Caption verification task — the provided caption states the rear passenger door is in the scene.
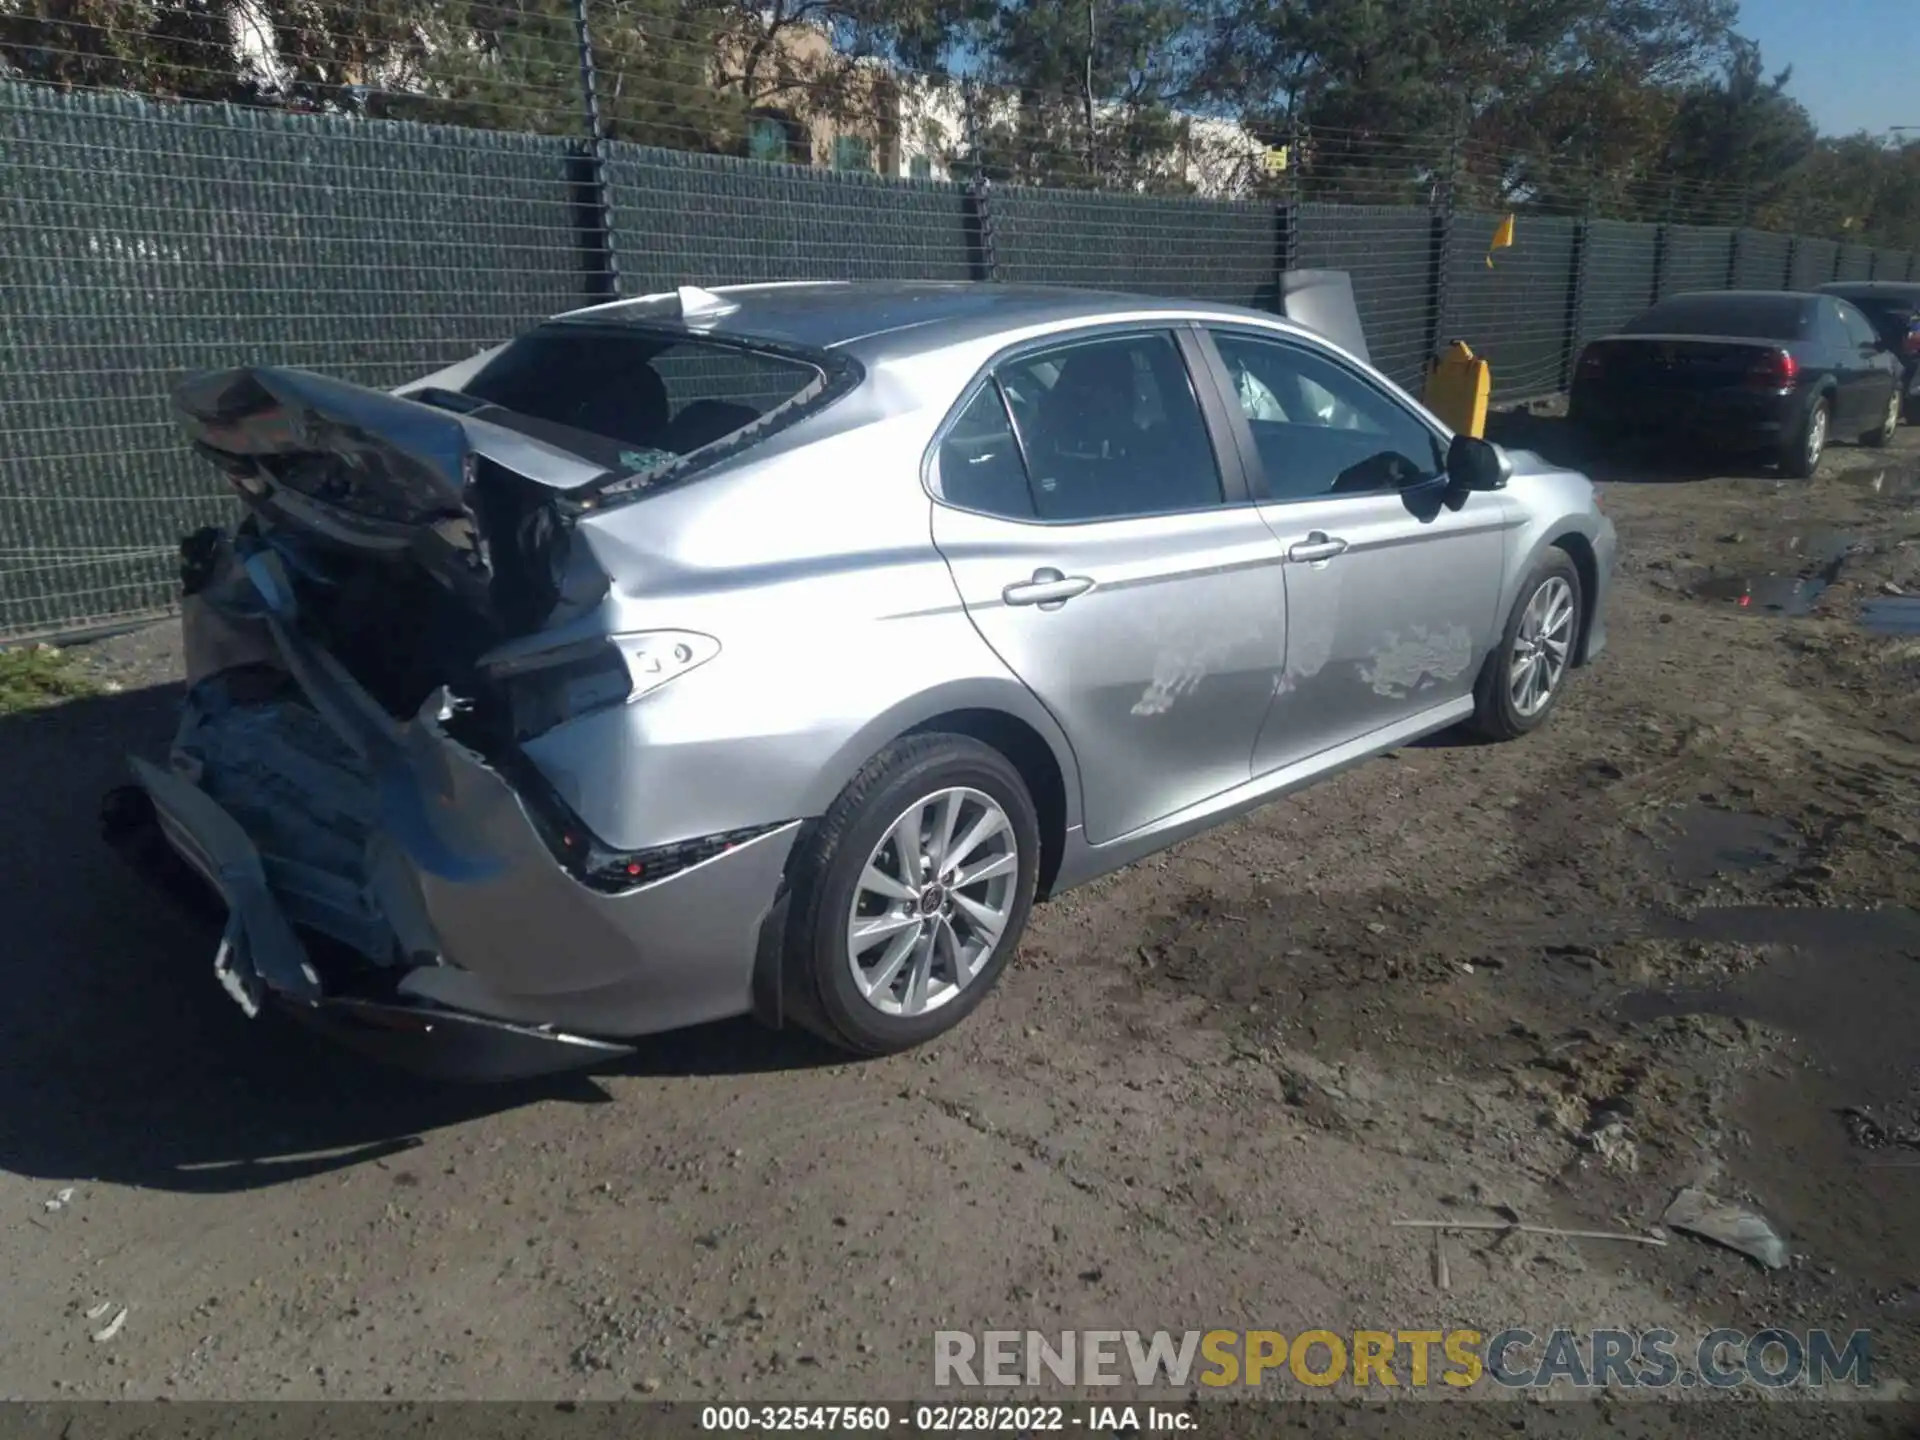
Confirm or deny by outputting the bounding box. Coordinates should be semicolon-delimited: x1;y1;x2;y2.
1198;326;1511;773
929;328;1290;846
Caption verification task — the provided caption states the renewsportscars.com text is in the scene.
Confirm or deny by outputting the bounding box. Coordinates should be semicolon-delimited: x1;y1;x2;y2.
933;1327;1876;1391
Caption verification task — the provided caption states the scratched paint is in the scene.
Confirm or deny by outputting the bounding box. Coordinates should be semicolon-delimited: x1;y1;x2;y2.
1357;625;1475;699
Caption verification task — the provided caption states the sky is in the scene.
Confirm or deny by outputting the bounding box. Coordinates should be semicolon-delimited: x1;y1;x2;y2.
1738;0;1917;138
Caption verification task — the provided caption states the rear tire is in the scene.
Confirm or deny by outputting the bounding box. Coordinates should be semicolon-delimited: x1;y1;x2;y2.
785;734;1039;1056
1468;550;1583;743
1780;396;1828;479
1862;388;1900;448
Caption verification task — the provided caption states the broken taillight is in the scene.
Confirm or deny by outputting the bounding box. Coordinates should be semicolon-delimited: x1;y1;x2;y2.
483;630;720;741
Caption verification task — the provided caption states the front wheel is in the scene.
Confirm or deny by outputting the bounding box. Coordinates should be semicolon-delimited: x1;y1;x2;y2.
1468;550;1583;742
785;734;1039;1055
1780;397;1828;478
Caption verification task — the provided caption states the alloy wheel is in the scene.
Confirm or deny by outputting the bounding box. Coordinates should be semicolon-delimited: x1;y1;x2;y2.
845;787;1019;1017
1509;576;1575;718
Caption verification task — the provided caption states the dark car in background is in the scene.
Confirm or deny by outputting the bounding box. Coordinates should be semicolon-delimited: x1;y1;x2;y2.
1569;290;1906;477
1819;280;1920;420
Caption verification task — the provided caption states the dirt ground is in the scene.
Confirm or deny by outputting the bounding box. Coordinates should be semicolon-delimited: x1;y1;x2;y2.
3;413;1920;1433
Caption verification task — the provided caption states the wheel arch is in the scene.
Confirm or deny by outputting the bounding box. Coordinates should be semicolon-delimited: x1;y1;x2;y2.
793;678;1082;898
754;687;1080;1037
900;708;1071;901
1548;529;1600;667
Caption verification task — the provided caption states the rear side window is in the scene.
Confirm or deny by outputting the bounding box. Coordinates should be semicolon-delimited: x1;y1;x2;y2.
938;383;1036;519
1624;295;1811;341
457;324;822;472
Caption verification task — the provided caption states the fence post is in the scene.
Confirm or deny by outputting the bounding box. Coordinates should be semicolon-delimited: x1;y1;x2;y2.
1562;212;1590;395
571;0;620;298
1650;178;1677;303
1783;234;1798;290
1274;117;1301;314
1426;132;1460;367
961;82;1000;283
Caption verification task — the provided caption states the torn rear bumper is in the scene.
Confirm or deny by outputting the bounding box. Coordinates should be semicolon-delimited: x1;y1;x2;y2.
104;775;639;1082
108;536;801;1082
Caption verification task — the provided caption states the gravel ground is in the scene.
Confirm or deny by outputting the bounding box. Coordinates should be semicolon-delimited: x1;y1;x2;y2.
3;414;1920;1434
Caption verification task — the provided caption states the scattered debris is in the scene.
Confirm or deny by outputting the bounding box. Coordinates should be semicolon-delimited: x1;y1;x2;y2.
43;1187;74;1213
1585;1116;1640;1173
1841;1105;1920;1152
90;1307;128;1343
1393;1219;1666;1247
84;1301;112;1320
1431;1232;1450;1290
1661;1187;1788;1270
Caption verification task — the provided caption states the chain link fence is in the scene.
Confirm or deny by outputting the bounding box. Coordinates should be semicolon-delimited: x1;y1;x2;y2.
2;4;1917;639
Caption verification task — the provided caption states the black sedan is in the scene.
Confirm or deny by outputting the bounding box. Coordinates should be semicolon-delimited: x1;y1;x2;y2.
1819;280;1920;420
1569;290;1906;477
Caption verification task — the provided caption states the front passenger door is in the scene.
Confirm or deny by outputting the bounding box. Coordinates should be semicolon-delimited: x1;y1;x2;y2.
1202;327;1512;774
930;329;1290;846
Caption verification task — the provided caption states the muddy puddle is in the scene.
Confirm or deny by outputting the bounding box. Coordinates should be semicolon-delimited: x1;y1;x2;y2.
1861;596;1920;634
1689;571;1830;614
1683;529;1858;616
1641;802;1800;887
1612;903;1920;1284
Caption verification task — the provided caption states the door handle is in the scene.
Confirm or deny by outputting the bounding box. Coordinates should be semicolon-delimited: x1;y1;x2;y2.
1003;568;1094;608
1287;532;1349;564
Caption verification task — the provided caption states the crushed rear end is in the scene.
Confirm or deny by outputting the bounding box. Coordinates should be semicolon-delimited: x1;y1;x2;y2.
105;319;841;1079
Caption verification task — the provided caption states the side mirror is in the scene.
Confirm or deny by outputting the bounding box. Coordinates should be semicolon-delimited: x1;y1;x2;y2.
1447;433;1510;492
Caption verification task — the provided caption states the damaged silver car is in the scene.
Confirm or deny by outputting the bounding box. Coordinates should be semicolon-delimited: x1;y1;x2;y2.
105;281;1616;1079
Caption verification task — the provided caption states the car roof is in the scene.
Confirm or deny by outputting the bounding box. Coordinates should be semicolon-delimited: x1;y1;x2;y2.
1818;280;1920;296
554;281;1299;362
1656;290;1815;304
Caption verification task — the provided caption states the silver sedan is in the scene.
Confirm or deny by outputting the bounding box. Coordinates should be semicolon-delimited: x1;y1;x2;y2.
108;281;1616;1078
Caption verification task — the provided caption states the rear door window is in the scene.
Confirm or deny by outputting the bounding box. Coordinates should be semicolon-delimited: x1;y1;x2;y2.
989;331;1224;522
1838;303;1884;352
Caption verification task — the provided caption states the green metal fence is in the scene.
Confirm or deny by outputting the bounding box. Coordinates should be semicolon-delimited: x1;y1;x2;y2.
1;79;1915;639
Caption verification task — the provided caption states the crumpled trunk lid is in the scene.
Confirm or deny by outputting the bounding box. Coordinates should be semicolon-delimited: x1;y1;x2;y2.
174;365;611;633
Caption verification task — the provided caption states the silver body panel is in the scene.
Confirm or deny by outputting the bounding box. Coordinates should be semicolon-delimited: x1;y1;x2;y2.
127;282;1616;1059
1252;485;1509;771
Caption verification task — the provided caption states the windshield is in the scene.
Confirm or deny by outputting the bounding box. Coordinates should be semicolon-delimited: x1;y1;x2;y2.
1623;295;1811;341
448;323;826;478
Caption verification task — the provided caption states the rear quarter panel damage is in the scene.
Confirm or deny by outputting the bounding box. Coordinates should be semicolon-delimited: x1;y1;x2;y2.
526;411;1087;853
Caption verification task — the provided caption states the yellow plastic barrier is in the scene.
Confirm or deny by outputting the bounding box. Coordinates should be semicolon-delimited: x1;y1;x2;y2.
1423;341;1490;439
